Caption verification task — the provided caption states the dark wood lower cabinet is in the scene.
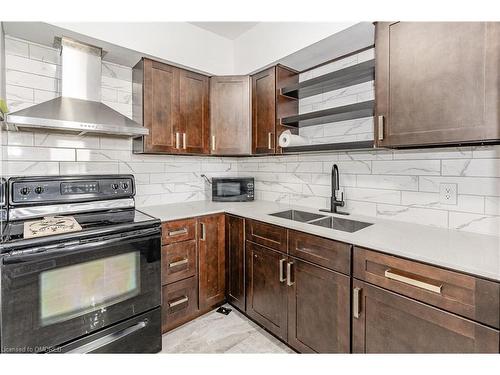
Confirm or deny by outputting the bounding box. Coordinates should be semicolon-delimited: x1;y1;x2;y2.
198;214;226;310
287;258;350;353
352;279;500;353
246;241;288;340
226;215;246;311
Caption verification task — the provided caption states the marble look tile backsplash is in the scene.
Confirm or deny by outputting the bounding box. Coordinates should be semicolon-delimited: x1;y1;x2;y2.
1;36;500;237
1;35;238;207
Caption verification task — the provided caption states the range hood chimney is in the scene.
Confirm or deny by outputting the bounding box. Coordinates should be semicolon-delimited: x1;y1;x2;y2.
5;37;148;137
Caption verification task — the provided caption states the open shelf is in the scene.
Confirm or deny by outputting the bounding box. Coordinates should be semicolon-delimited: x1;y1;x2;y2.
280;100;374;128
280;59;375;99
281;140;374;153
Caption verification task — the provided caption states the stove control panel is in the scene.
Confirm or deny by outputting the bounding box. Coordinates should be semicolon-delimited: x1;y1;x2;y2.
9;175;135;205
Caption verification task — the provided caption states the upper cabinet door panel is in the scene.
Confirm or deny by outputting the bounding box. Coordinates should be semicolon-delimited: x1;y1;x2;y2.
376;22;500;147
179;69;210;154
143;59;180;153
252;67;276;154
210;76;251;155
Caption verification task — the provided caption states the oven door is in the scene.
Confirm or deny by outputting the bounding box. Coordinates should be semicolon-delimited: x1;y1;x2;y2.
0;227;161;353
212;179;252;202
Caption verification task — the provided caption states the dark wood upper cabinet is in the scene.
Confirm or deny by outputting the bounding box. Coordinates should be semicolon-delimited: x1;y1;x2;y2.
210;76;251;155
179;69;210;154
376;22;500;147
352;280;500;353
246;241;288;340
225;215;246;311
252;67;276;154
287;258;350;353
133;59;179;153
198;214;225;311
251;65;298;154
133;58;210;154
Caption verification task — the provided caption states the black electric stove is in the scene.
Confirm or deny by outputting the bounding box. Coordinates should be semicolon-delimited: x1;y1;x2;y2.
0;175;162;354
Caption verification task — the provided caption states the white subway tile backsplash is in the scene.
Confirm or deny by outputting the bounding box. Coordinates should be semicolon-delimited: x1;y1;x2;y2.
345;187;401;204
401;191;484;214
372;160;441;175
357;175;418;191
442;159;500;177
6;84;34;102
449;212;500;236
4;146;75;161
34;133;100;149
29;43;60;65
376;204;449;228
2;161;60;176
4;37;29;58
6;54;60;79
60;162;119;174
6;69;59;92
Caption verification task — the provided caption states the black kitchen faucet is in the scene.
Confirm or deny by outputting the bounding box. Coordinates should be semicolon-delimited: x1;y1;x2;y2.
320;164;349;215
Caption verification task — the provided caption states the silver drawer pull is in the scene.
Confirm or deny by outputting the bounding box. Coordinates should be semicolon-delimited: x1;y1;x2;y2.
385;269;442;294
279;258;286;282
168;296;189;308
286;262;294;286
169;258;189;268
168;228;188;236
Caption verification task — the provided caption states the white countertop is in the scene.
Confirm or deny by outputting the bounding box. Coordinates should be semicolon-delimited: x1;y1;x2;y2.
139;200;500;282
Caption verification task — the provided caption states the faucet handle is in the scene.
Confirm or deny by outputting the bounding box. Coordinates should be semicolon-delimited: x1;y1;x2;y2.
334;189;344;202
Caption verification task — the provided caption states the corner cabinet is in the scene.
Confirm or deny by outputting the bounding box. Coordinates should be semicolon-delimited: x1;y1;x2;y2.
210;76;251;155
133;58;209;154
251;65;298;154
375;22;500;147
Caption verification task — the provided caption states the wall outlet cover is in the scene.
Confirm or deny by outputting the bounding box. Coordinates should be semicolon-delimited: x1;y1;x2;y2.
439;183;457;205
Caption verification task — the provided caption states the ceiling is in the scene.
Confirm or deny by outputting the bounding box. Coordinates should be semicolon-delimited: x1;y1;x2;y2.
189;22;259;40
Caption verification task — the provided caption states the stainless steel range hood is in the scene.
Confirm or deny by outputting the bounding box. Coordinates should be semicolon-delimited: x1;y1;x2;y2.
5;37;148;137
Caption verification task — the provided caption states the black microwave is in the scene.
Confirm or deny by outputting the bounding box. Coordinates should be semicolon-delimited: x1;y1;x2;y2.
211;177;254;202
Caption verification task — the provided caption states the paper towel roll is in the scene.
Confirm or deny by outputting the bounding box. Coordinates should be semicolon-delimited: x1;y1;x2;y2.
278;130;310;147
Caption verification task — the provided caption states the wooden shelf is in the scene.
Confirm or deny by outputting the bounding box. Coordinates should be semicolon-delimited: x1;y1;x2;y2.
281;140;374;153
280;59;375;99
280;100;374;128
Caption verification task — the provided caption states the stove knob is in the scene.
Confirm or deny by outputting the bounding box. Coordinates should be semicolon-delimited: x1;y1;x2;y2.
35;186;44;194
111;183;119;190
121;182;129;190
20;186;31;196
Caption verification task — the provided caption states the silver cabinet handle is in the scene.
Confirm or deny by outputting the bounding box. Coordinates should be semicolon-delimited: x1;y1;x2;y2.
286;261;294;286
182;133;187;149
67;320;148;353
200;222;206;241
168;296;189;308
377;115;384;141
169;258;189;268
211;135;216;151
279;258;286;282
175;132;181;149
168;228;188;237
353;287;362;319
385;269;442;294
268;132;273;150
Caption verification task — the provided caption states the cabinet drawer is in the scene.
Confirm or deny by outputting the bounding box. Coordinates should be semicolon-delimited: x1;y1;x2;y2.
289;230;351;275
161;276;198;332
353;280;500;353
353;247;500;328
161;240;197;285
162;218;196;245
245;219;287;253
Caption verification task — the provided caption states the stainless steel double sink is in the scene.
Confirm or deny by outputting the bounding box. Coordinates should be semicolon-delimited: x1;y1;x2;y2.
269;209;372;233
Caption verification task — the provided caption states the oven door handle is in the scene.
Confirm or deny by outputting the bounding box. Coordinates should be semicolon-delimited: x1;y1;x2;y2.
65;319;149;353
2;227;160;265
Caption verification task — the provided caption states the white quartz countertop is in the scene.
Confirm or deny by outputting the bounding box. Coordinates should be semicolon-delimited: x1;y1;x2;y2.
139;200;500;282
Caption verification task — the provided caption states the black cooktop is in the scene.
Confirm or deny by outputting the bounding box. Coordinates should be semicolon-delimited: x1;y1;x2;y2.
0;208;160;252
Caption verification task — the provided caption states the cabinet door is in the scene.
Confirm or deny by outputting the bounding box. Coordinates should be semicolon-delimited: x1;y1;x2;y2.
210;76;251;155
225;215;246;311
179;69;210;154
246;241;288;340
287;258;350;353
198;214;225;310
141;59;180;153
376;22;500;147
352;280;500;353
252;67;276;154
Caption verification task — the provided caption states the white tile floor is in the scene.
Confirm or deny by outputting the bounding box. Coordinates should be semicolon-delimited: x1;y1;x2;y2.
161;304;295;353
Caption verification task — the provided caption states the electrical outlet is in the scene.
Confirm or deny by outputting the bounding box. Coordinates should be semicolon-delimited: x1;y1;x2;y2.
439;183;457;205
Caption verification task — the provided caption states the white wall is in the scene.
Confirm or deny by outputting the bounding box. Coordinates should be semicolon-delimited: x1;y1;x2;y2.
49;22;357;75
50;22;234;75
232;22;356;74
